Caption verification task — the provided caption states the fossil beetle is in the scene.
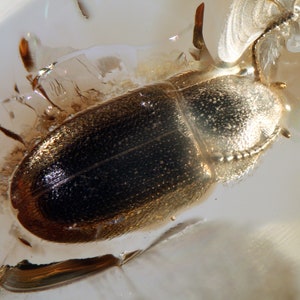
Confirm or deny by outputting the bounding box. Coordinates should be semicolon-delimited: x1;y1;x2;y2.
0;0;294;291
9;2;285;243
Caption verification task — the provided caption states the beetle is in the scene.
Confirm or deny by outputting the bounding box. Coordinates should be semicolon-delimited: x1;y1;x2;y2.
0;0;296;292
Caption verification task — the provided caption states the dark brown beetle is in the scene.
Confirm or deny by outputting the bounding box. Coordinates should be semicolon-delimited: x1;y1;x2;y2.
9;3;285;243
0;0;295;292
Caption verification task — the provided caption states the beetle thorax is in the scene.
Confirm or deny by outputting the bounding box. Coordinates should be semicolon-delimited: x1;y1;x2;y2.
181;75;283;181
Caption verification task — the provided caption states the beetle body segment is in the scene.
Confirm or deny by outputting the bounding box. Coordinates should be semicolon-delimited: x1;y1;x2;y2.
11;72;282;243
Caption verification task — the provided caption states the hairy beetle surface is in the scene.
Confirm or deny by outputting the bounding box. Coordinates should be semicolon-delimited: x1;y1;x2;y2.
0;0;297;292
11;73;282;243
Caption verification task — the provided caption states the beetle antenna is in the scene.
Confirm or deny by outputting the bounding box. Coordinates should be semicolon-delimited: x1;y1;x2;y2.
252;2;294;83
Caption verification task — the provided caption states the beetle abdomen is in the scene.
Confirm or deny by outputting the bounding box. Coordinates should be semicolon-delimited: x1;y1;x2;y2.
11;83;214;243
